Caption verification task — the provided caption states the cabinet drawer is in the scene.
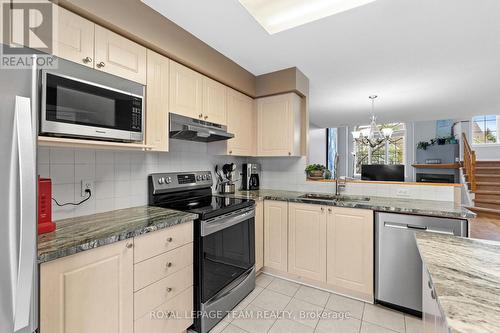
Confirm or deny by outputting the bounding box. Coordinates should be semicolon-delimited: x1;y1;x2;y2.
134;286;193;333
134;265;193;320
134;222;193;263
134;243;193;291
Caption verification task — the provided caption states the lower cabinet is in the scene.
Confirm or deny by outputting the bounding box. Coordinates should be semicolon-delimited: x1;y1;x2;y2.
288;203;327;281
255;201;264;272
326;207;374;298
264;200;288;271
263;201;374;300
40;222;194;333
40;240;134;333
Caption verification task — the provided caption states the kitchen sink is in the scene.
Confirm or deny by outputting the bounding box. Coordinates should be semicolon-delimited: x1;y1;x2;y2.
298;193;371;202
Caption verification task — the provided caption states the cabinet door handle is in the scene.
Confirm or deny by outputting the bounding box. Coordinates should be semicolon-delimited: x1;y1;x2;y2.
82;56;92;64
204;115;208;120
328;208;332;213
126;242;133;249
96;61;105;68
199;113;203;119
288;152;291;156
321;207;324;212
166;237;173;243
165;262;173;268
229;151;233;154
166;287;172;293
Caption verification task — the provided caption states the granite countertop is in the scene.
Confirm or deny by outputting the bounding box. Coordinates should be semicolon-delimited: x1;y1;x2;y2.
415;232;500;333
38;206;197;264
219;189;475;219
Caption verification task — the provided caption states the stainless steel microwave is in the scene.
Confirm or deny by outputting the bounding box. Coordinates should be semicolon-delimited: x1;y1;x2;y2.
40;58;144;142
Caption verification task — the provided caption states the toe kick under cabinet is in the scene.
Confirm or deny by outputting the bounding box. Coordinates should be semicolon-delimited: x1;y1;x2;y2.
264;201;374;301
40;221;194;333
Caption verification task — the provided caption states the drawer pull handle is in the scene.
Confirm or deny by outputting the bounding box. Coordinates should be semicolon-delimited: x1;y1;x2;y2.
166;237;173;243
166;262;173;268
126;243;133;249
96;61;105;68
82;56;92;64
166;287;172;293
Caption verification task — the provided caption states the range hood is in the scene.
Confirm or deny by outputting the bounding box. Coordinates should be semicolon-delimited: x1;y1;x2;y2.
169;113;235;142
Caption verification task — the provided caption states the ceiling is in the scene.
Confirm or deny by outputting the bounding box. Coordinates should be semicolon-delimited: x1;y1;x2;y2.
143;0;500;126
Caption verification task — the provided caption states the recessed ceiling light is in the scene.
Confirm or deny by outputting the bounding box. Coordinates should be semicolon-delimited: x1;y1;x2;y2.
239;0;377;34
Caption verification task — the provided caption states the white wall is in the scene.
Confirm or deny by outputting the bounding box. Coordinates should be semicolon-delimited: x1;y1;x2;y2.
308;126;326;165
459;120;500;160
38;140;245;220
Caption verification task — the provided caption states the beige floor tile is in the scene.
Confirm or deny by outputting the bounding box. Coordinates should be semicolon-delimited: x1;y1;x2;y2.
209;319;230;333
315;310;361;333
324;293;365;319
269;318;315;333
363;304;405;332
405;314;424;333
225;287;264;322
251;289;292;311
255;273;274;288
231;304;277;333
221;323;249;333
360;321;399;333
266;278;301;297
294;285;330;307
284;298;323;328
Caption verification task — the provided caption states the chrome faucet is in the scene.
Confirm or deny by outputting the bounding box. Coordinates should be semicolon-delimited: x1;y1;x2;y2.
334;154;346;196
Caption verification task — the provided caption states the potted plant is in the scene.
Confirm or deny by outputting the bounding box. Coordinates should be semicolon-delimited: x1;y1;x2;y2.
305;164;326;180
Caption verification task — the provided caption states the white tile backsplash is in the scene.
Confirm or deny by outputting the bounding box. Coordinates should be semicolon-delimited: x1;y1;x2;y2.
39;139;245;220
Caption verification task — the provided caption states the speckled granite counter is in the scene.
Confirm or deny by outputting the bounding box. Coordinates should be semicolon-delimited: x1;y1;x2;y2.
416;232;500;333
38;206;197;264
219;189;475;219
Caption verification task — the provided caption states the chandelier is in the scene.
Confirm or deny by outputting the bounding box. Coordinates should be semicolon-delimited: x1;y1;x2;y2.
351;95;393;148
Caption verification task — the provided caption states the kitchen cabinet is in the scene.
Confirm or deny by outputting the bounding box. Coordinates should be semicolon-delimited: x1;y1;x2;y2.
423;264;448;333
146;50;170;152
257;93;302;156
226;88;256;156
255;201;264;272
40;239;134;333
51;6;95;68
288;203;327;281
169;60;203;120
264;200;288;272
326;207;373;298
203;77;227;125
94;25;147;84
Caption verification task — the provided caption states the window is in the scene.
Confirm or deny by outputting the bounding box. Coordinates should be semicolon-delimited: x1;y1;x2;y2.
353;123;405;175
326;128;338;178
472;115;499;145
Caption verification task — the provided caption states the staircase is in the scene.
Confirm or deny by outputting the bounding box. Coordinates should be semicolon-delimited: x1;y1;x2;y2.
462;135;500;218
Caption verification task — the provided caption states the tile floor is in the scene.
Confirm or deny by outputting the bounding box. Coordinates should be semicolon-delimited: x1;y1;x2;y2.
209;273;423;333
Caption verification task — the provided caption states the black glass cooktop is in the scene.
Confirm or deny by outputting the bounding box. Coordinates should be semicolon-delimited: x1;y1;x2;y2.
153;191;254;220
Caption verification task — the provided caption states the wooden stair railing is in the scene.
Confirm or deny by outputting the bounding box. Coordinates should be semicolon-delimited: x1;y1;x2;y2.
462;133;477;192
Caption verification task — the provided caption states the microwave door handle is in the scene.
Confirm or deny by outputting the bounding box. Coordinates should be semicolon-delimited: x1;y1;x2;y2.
13;97;37;331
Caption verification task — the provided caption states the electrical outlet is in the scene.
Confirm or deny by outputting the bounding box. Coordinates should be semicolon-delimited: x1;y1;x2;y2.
80;180;94;198
396;188;410;197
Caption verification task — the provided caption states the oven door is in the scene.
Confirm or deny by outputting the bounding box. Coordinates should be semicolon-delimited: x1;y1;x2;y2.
41;71;143;142
200;207;255;303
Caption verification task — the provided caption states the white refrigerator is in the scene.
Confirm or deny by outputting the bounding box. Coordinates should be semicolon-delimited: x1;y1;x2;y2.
0;58;39;333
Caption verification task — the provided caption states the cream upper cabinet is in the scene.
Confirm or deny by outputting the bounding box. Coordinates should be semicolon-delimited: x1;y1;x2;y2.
264;200;288;272
255;201;264;272
146;50;169;152
40;240;134;333
226;88;256;156
52;6;95;68
169;61;203;119
288;203;327;282
94;25;147;84
203;77;227;125
327;207;374;299
257;93;302;157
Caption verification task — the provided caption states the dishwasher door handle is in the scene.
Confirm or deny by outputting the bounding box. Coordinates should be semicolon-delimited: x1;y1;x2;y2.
384;221;454;235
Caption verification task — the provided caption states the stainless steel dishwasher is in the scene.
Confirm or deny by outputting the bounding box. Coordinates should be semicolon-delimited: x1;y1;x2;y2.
375;212;467;316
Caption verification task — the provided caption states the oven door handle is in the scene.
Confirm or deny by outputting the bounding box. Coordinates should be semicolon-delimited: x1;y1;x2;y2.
201;209;255;236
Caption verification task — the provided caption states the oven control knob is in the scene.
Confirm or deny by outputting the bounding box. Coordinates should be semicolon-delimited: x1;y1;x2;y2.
197;175;202;181
158;177;165;185
202;175;207;180
166;177;172;184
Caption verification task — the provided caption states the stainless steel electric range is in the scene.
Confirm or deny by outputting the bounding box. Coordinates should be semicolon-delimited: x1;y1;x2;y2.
148;171;256;333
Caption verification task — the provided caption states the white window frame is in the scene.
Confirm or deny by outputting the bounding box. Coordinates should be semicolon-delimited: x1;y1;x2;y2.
471;115;500;147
